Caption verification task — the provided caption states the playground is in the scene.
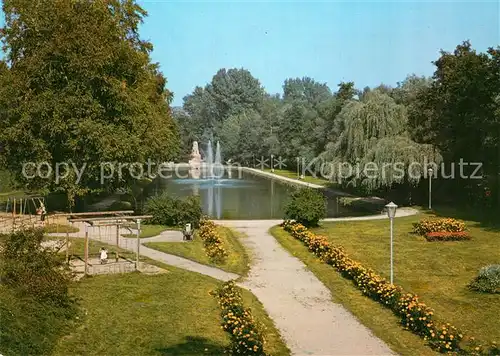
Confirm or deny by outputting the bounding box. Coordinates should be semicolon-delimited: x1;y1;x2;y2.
0;194;165;278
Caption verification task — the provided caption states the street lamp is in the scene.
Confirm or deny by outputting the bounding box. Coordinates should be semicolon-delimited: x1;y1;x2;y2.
385;201;398;284
271;154;274;173
427;167;433;210
296;157;300;178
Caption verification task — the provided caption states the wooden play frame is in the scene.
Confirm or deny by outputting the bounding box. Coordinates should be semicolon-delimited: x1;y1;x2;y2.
67;214;152;276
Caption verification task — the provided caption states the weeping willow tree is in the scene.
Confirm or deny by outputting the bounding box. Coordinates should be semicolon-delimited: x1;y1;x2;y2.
319;90;441;192
360;136;442;191
329;91;407;162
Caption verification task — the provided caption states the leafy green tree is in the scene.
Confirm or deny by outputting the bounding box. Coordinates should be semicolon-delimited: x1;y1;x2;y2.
320;90;440;192
391;74;432;106
327;91;407;163
180;68;266;154
208;68;266;120
0;0;179;207
408;41;500;206
283;77;331;108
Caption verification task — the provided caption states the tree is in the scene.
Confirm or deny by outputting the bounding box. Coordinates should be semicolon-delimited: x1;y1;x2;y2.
408;41;500;206
391;74;432;106
283;77;331;108
320;90;439;193
180;68;266;154
327;91;407;163
0;0;179;207
207;68;266;120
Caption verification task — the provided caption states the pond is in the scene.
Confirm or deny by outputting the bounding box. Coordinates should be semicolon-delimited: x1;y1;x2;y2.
142;167;353;220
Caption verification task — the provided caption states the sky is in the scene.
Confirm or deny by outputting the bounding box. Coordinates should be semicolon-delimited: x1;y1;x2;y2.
1;1;499;106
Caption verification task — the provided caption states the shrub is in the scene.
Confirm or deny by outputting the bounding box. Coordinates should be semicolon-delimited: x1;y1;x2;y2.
144;193;203;228
0;228;75;307
425;231;471;241
0;228;77;355
198;219;227;262
412;218;466;236
211;281;266;355
109;200;133;211
468;265;500;294
281;220;496;354
284;188;326;227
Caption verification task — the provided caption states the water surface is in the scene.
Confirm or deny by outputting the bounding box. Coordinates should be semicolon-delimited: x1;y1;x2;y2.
143;168;351;219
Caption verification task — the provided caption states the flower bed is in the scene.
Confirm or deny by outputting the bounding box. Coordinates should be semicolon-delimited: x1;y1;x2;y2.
211;281;267;355
198;219;227;262
412;218;466;236
281;220;498;355
425;231;471;241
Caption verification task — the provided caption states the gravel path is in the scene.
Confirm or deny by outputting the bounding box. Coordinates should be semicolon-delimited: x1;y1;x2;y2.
218;219;397;356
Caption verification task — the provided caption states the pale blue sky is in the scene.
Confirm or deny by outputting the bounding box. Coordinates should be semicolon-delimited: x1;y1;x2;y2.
1;1;499;106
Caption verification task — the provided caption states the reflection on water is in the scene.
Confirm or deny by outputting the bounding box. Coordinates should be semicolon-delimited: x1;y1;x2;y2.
145;168;348;220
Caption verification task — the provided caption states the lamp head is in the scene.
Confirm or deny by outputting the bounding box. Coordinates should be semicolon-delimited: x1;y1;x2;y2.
385;201;398;219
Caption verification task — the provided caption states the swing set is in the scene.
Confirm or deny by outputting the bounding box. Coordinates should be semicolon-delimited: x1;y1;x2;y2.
0;196;47;231
49;211;153;276
66;214;152;276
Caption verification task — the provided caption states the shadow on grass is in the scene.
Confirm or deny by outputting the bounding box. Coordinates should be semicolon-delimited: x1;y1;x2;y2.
430;205;500;232
156;336;227;355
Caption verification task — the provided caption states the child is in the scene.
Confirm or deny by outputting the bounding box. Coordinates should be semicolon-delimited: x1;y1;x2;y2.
99;247;108;264
40;202;46;223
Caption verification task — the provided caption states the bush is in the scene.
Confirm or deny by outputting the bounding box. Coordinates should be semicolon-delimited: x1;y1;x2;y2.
144;193;203;228
425;231;471;241
468;265;500;294
412;218;466;236
0;228;77;355
284;188;326;227
0;228;74;307
109;200;133;211
211;281;266;355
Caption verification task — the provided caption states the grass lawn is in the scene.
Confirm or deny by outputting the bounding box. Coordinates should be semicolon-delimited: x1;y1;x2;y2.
43;223;80;234
53;270;289;356
263;168;331;186
271;211;500;354
144;226;250;276
122;224;173;238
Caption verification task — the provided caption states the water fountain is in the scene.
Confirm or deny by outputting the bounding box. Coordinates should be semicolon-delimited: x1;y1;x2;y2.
202;140;224;180
214;141;224;179
153;139;346;219
205;140;214;178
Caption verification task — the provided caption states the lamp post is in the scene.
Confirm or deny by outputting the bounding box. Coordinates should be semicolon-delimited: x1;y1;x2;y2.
271;154;274;173
385;202;398;284
428;167;433;210
296;157;300;179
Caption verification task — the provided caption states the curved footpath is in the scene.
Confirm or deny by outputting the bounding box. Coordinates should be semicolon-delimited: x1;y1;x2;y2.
49;207;418;356
215;209;418;356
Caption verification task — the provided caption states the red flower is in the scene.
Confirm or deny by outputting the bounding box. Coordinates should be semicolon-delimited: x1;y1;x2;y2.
485;190;491;197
